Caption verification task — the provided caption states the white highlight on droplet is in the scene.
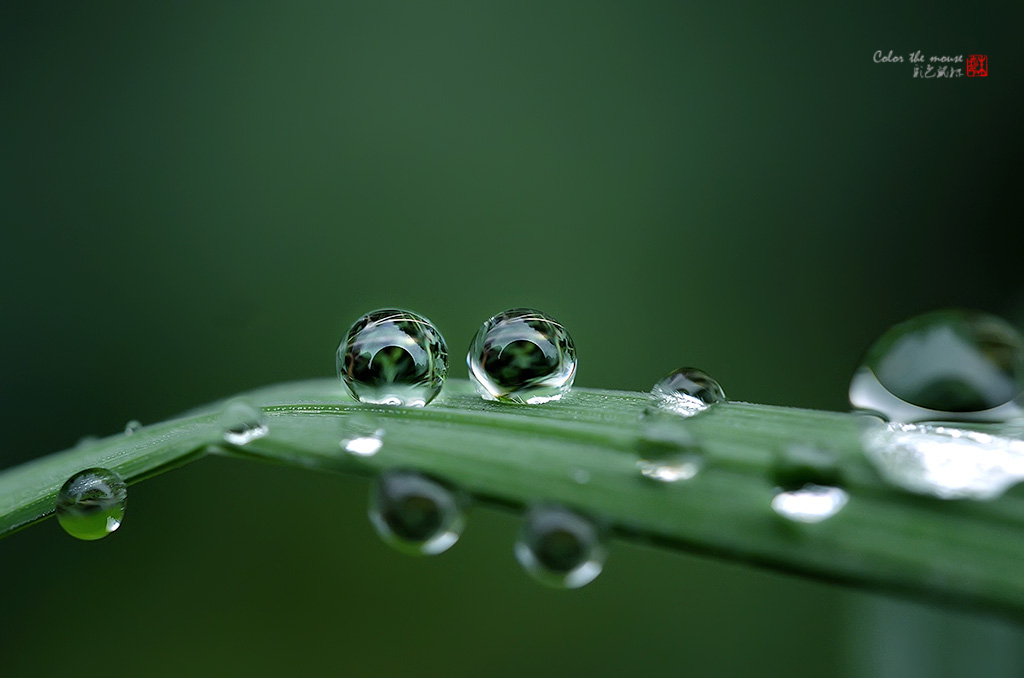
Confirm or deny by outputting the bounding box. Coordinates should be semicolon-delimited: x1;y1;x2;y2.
342;430;385;457
636;454;703;483
771;485;849;523
862;421;1024;500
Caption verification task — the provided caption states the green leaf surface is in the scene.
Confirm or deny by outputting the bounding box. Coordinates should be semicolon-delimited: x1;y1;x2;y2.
2;378;1022;618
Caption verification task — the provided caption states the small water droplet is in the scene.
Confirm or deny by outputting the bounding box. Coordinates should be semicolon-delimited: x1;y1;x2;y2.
635;407;705;483
771;484;849;523
56;468;127;540
850;309;1024;423
337;309;449;407
862;420;1024;500
570;468;591;484
636;454;703;483
369;472;466;555
515;506;605;589
221;400;269;445
340;415;385;457
124;420;142;435
468;308;576;404
650;367;726;417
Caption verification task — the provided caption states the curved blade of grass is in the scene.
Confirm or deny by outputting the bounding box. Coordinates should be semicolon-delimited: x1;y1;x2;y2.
1;378;1023;618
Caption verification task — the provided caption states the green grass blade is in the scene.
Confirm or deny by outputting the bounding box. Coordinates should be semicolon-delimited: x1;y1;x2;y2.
1;378;1023;618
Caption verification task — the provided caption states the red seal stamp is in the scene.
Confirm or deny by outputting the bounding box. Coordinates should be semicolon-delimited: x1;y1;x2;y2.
966;55;988;77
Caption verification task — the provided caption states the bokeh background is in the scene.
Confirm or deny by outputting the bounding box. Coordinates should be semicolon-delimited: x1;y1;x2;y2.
2;3;1022;676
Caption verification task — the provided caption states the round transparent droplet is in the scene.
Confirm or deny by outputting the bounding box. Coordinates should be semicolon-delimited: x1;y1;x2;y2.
515;506;605;589
124;420;142;435
369;472;466;556
467;308;576;404
771;484;849;523
650;367;726;417
850;309;1024;423
337;309;449;407
221;400;269;445
56;468;127;540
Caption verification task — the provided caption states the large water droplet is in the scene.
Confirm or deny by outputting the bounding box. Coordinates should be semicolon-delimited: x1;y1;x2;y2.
850;309;1024;422
56;468;127;540
650;367;726;417
515;506;605;588
862;420;1024;500
124;420;142;436
467;308;576;404
369;472;466;555
771;485;849;523
337;309;449;407
221;400;269;445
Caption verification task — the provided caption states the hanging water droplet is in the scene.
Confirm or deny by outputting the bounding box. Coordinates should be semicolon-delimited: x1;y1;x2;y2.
771;485;849;523
56;468;127;540
636;454;703;483
124;420;142;436
862;420;1024;500
515;506;605;588
221;400;269;445
369;472;466;555
337;309;449;407
635;408;705;483
467;308;576;404
570;468;591;484
340;414;385;458
650;367;726;417
850;309;1024;423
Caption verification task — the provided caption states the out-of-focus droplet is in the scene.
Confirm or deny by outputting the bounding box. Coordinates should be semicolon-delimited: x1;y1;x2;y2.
862;420;1024;500
515;506;605;588
850;309;1024;422
771;484;849;523
369;471;466;555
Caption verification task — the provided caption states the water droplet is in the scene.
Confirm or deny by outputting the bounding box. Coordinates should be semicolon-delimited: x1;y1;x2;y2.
369;472;466;555
467;308;576;404
635;408;705;483
340;415;385;457
850;309;1024;422
124;420;142;435
56;468;127;540
862;420;1024;500
76;435;99;447
650;367;726;417
771;484;849;523
337;309;449;407
570;468;591;484
637;454;703;483
515;506;605;588
221;400;269;445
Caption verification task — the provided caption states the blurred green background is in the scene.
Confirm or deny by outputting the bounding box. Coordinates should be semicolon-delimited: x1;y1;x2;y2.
1;2;1022;676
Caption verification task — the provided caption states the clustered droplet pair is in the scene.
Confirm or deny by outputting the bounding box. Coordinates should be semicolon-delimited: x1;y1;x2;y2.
370;470;606;588
335;308;577;407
